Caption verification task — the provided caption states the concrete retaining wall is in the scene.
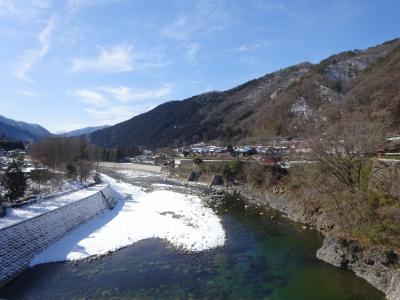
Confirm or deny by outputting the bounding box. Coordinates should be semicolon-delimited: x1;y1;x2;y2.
175;159;241;171
0;184;115;286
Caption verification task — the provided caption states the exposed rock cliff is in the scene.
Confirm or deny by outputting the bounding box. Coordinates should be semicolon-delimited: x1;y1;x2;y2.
317;236;399;300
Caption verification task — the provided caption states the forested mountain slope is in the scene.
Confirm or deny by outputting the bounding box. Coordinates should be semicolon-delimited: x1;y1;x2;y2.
91;38;400;148
0;115;52;142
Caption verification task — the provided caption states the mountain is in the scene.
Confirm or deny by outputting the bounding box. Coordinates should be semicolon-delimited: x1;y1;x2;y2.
61;125;110;137
91;38;400;149
0;115;52;142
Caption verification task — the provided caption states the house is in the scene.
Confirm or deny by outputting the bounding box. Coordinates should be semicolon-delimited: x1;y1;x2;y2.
386;135;400;142
6;149;26;158
191;147;204;154
237;146;257;156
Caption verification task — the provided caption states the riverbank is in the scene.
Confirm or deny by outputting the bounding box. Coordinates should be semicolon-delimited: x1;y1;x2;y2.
166;159;398;299
211;183;399;300
1;166;387;299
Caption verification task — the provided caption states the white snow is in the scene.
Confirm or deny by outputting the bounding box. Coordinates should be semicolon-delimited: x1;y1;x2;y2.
116;169;157;178
30;173;225;266
0;184;107;230
27;178;89;198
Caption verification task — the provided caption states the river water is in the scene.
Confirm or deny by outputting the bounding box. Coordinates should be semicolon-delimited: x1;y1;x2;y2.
0;171;385;300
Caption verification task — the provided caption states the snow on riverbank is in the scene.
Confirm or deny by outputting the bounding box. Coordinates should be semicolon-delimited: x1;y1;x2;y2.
0;184;106;230
30;173;225;266
116;169;156;178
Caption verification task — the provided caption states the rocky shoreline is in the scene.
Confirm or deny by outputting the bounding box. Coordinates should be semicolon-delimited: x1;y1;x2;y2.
317;237;400;300
212;184;399;300
103;167;399;299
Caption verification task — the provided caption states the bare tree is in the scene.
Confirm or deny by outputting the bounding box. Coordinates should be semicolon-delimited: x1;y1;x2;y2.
311;116;383;194
29;137;96;182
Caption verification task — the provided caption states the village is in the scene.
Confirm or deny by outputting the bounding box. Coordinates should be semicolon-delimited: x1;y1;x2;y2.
123;138;313;168
2;134;400;174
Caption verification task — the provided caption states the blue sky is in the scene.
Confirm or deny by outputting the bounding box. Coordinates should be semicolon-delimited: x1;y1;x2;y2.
0;0;399;133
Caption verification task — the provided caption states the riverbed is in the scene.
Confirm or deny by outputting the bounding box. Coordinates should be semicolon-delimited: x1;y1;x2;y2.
0;169;385;299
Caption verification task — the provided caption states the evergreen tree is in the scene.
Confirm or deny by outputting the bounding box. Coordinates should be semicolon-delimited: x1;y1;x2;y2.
109;149;117;162
77;141;89;160
227;144;236;157
2;158;27;202
66;160;77;179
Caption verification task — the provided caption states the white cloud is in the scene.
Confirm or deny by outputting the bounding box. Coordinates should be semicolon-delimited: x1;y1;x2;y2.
71;44;135;73
69;83;172;126
71;89;108;107
14;15;56;82
0;0;52;19
71;44;170;73
236;44;261;52
0;1;15;15
70;84;172;107
228;41;272;52
99;84;173;103
163;0;232;41
195;0;232;33
163;15;189;40
67;0;123;15
21;90;39;97
70;84;172;126
85;105;137;125
186;43;200;62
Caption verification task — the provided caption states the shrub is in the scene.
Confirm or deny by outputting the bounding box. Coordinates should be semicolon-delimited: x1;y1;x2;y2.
223;160;243;182
192;157;203;165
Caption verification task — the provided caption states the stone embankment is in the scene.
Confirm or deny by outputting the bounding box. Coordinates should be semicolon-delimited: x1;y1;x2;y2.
213;184;399;300
0;184;116;286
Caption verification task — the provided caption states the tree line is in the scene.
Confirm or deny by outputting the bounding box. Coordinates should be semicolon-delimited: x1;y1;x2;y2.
1;136;136;206
28;137;99;182
0;139;25;151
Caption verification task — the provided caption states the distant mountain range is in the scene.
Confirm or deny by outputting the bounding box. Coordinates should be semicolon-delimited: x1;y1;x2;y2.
0;115;108;142
60;125;110;137
90;38;400;149
0;115;52;142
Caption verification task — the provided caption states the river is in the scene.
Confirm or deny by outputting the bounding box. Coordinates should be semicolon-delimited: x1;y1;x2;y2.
0;169;385;299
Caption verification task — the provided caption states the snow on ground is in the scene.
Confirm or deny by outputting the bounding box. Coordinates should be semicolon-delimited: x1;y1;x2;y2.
27;179;89;198
0;184;106;230
30;173;226;266
116;169;157;178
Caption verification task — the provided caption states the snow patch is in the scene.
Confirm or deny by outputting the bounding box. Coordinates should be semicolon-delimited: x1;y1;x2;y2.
116;169;156;178
30;174;225;266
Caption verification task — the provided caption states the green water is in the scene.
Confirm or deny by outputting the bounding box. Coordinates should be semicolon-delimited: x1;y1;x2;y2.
0;206;384;299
